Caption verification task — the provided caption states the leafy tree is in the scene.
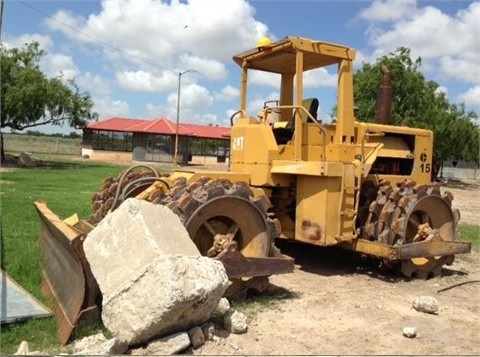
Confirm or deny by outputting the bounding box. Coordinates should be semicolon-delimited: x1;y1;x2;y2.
353;47;479;171
0;42;98;163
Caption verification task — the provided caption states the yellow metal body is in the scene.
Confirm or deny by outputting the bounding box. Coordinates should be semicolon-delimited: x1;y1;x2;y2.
226;36;434;247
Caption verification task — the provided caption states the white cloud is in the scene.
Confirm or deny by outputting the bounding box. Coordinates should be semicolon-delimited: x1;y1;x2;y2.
116;70;176;92
215;85;239;102
179;55;227;81
3;33;53;50
435;85;448;97
457;86;480;109
42;53;78;80
45;0;268;70
37;0;272;124
304;68;338;88
76;72;112;97
440;56;480;85
93;98;130;119
358;0;417;22
250;70;281;87
148;83;214;121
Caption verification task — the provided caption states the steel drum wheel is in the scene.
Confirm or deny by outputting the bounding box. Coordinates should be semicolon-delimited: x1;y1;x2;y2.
363;181;458;279
399;193;457;278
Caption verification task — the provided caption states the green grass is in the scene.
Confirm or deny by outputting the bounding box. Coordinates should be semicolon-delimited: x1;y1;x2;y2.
459;223;480;252
0;154;171;354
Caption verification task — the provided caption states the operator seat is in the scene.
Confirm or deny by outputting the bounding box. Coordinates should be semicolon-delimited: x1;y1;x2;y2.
300;97;319;123
272;97;319;144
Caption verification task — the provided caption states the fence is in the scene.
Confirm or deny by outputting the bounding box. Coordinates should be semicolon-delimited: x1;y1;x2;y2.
3;134;82;156
441;161;479;180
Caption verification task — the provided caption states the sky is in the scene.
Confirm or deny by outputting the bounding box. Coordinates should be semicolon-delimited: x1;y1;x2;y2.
2;0;479;134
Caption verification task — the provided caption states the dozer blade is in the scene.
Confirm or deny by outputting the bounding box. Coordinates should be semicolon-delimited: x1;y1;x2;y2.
34;201;100;345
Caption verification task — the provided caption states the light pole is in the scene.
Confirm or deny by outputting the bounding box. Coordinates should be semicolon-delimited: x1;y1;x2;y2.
174;69;197;167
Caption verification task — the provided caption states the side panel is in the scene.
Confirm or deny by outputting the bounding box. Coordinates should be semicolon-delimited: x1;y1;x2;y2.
230;118;279;185
295;176;340;246
293;162;356;246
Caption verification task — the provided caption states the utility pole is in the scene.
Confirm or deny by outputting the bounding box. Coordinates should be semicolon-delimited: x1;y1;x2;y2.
173;69;197;167
0;0;4;41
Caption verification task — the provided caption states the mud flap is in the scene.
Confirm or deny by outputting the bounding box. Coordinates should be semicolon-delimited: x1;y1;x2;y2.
34;201;100;345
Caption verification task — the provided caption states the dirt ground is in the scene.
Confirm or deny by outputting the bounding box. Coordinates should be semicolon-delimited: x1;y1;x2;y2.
194;180;480;356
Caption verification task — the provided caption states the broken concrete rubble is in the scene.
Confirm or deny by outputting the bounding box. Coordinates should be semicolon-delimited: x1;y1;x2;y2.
188;326;206;349
83;198;229;346
129;331;191;355
73;332;128;355
101;254;229;345
224;310;248;334
84;198;200;296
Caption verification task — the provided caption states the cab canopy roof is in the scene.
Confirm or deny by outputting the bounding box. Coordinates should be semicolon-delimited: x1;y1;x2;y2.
233;36;356;74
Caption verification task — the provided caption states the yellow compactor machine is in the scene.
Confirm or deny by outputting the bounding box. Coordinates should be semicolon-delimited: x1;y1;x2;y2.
35;36;471;344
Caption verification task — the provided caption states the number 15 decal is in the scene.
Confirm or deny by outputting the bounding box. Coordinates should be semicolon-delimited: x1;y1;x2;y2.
420;152;430;173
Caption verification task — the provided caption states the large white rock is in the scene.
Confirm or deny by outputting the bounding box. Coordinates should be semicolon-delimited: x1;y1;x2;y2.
83;198;200;297
102;254;229;345
83;198;229;346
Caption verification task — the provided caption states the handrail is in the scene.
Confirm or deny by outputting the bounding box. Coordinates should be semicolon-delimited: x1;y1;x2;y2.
262;104;327;159
229;109;246;126
361;130;385;163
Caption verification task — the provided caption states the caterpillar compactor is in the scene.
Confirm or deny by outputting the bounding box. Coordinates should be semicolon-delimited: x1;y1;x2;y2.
35;36;471;344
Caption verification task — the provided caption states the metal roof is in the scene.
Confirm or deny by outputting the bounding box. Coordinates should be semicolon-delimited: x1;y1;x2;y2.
86;117;230;140
233;36;356;74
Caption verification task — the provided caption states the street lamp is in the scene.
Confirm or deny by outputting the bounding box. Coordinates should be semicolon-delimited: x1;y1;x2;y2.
174;69;197;167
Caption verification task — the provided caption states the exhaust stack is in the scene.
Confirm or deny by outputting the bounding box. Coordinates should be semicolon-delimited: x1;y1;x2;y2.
375;64;393;125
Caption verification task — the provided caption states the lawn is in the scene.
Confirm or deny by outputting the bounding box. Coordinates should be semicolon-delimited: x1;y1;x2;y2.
0;155;170;354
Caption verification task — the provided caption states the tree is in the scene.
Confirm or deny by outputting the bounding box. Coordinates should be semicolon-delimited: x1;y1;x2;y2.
353;47;479;171
0;42;98;163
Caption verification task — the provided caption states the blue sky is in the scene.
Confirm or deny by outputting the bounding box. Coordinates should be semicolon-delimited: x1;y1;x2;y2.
2;0;479;134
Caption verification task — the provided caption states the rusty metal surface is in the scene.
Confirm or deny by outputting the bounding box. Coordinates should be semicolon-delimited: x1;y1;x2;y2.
34;201;85;344
359;180;470;278
216;242;294;279
395;240;472;260
34;201;101;345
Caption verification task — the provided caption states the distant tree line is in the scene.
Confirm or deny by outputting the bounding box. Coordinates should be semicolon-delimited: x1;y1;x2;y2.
7;130;82;139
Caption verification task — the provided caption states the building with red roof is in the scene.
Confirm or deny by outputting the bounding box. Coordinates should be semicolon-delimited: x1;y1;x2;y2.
82;116;231;165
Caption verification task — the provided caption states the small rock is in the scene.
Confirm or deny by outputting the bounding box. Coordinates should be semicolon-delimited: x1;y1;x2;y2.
202;322;215;341
14;341;29;355
216;297;231;314
224;310;248;334
73;333;128;355
131;332;190;355
188;326;206;349
412;296;439;315
18;152;41;167
403;326;417;338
